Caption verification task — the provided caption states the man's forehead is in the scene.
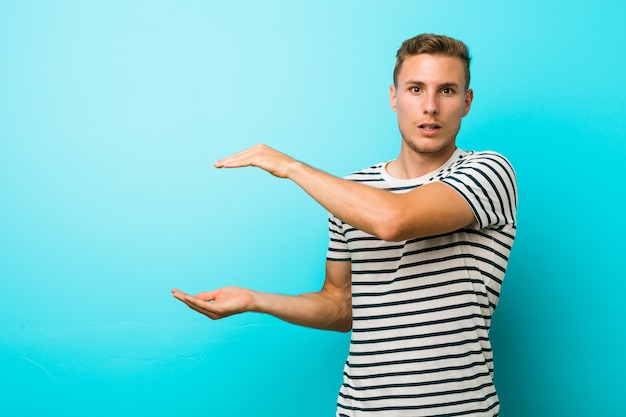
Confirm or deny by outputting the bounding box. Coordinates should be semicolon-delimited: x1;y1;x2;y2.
398;54;466;82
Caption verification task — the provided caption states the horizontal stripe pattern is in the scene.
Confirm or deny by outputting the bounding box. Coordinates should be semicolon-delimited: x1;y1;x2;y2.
329;149;517;416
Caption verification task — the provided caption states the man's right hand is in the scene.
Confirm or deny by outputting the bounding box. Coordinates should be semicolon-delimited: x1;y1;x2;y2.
172;261;352;332
171;286;256;320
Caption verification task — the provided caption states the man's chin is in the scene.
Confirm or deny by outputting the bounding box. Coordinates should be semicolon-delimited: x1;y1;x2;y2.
403;137;456;155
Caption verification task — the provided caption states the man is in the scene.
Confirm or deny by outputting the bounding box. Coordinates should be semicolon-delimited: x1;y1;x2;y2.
173;33;517;416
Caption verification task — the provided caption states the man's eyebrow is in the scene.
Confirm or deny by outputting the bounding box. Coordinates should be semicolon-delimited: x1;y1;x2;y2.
439;82;461;89
404;80;461;88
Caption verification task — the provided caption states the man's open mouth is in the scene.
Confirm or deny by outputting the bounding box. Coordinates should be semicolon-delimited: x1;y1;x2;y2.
419;123;441;131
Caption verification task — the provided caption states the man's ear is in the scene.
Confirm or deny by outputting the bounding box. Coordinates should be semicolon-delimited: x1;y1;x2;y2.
390;84;398;112
462;88;474;117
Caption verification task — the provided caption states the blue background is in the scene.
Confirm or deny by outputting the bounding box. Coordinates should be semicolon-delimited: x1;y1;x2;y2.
1;1;625;416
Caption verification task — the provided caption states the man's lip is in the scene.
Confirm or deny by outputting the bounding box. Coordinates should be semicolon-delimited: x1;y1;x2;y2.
418;123;441;136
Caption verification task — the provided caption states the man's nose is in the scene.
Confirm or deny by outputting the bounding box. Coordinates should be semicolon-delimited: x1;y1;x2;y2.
423;93;439;115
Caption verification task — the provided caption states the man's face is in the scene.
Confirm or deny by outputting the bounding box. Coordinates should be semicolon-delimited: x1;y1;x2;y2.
390;53;473;157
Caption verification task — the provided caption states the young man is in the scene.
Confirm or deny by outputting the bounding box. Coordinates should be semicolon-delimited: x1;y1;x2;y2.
173;34;517;416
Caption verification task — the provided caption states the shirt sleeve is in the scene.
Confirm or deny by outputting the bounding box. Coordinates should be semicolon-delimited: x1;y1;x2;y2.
440;151;518;230
326;212;351;262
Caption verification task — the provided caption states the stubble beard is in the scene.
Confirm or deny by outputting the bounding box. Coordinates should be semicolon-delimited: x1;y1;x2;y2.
399;122;462;157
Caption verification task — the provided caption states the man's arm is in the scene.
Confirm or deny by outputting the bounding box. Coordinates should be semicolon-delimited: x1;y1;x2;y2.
172;259;352;332
214;144;475;241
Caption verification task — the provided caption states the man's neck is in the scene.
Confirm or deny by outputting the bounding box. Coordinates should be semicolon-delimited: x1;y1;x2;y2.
386;144;457;180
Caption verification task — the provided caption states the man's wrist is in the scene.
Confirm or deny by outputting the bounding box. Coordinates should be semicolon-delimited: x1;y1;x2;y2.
247;289;264;314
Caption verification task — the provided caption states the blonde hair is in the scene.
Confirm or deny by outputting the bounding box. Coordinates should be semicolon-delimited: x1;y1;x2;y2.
393;34;471;89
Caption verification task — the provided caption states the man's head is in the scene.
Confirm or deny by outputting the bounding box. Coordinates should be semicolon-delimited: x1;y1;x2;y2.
389;34;474;159
393;34;471;90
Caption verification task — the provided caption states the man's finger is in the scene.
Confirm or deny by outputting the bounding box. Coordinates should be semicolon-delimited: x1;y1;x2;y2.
179;295;221;319
214;147;256;168
194;290;219;301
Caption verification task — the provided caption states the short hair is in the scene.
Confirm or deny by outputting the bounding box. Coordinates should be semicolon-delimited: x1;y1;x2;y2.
393;33;471;89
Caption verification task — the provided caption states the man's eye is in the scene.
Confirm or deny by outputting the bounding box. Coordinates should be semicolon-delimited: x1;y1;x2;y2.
442;88;453;94
411;87;421;93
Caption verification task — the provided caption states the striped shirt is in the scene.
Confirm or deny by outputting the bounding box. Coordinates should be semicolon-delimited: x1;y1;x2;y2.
327;148;518;417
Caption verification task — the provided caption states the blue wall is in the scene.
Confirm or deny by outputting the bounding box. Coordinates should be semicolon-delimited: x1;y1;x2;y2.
1;1;624;416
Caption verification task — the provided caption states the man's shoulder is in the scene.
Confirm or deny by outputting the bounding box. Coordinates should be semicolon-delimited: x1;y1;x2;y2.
460;149;511;163
343;162;387;182
454;150;516;174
